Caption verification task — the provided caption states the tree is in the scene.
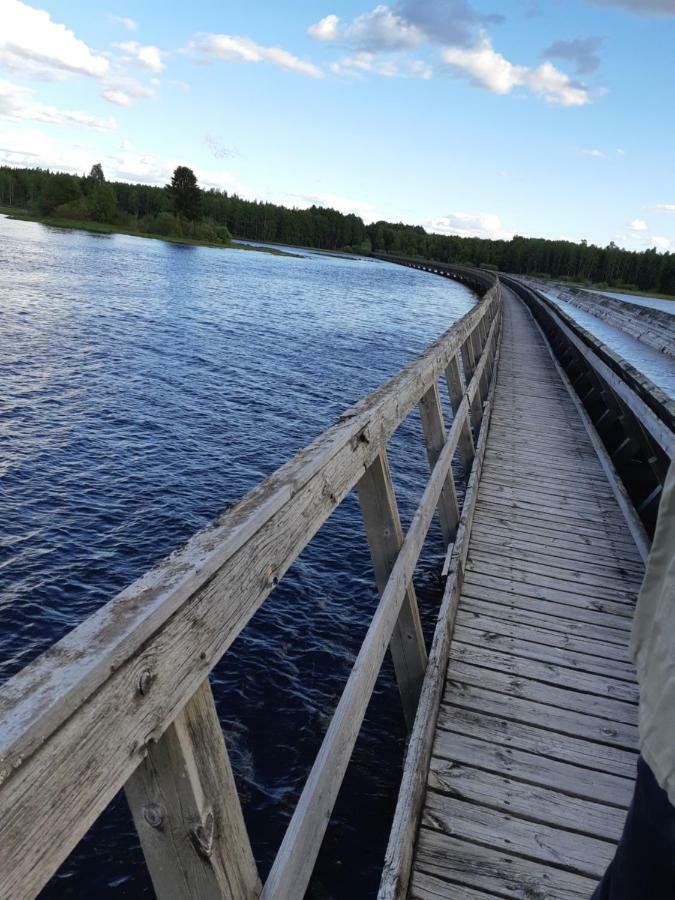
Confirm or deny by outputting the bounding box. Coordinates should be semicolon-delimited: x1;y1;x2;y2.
167;166;201;221
88;180;117;222
89;163;105;181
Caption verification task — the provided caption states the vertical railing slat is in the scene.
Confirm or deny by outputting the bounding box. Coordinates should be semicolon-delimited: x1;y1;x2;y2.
125;679;261;900
357;450;427;729
445;355;476;476
418;383;460;545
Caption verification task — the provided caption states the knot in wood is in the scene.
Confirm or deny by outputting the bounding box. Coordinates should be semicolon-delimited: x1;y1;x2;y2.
138;669;154;696
143;803;164;829
190;810;215;859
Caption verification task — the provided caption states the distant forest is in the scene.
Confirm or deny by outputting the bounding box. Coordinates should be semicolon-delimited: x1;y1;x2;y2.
1;164;673;295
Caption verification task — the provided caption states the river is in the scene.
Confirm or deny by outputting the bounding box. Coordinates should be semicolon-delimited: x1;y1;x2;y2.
0;215;477;898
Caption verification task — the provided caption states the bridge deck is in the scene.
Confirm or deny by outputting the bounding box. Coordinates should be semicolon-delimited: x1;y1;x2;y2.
408;289;643;899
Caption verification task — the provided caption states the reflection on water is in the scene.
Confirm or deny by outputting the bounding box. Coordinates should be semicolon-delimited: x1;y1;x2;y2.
0;215;476;898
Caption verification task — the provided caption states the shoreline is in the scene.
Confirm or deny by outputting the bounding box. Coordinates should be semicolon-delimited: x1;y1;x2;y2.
0;207;303;258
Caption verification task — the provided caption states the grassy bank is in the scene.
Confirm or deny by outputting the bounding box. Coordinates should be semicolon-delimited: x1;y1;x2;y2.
0;207;302;258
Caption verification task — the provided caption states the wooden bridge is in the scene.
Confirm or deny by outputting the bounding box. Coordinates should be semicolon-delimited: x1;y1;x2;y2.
0;262;673;900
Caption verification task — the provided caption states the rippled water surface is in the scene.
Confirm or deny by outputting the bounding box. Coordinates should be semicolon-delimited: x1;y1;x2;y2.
0;215;477;898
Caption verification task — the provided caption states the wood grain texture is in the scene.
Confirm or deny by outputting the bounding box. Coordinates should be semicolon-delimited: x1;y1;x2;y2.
403;285;642;899
0;278;500;899
124;679;260;900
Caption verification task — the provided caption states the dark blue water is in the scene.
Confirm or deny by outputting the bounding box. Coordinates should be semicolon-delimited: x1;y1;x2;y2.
0;215;476;898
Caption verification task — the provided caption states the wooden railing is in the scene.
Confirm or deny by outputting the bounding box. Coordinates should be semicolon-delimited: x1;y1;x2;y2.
0;268;502;900
503;275;674;542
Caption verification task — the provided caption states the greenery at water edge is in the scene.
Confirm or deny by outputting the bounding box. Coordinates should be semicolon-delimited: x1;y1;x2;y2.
1;163;674;297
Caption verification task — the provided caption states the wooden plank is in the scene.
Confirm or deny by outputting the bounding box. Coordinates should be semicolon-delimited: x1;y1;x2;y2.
463;572;634;619
357;450;427;728
437;702;638;776
414;829;597;900
261;374;482;899
467;552;642;597
418;383;460;545
410;871;495;900
378;308;502;900
124;679;260;900
453;626;635;680
526;290;675;457
427;758;626;841
422;793;615;878
0;283;501;899
473;510;641;556
446;660;637;727
461;587;632;637
470;526;644;574
445;354;475;475
455;608;632;663
449;643;638;704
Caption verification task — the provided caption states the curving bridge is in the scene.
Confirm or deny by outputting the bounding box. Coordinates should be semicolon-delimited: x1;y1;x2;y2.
0;261;673;900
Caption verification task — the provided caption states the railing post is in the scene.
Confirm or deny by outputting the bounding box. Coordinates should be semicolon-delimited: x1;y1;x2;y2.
461;334;482;430
445;354;475;476
418;383;460;545
125;679;261;900
357;450;427;729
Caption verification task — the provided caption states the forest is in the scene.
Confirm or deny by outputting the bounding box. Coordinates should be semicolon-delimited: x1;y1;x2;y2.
1;163;673;296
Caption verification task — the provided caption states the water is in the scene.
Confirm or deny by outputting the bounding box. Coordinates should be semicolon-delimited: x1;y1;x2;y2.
0;215;477;898
583;288;675;315
539;289;675;401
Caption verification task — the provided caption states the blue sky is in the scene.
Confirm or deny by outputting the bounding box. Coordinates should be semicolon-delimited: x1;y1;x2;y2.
0;0;674;249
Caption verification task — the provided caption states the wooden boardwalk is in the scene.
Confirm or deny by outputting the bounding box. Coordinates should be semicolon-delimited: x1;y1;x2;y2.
409;288;643;899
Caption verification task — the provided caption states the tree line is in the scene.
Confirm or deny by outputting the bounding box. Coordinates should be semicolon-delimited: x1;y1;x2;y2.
0;163;673;295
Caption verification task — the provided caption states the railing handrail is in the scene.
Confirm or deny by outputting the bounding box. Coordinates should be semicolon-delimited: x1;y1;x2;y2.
0;266;502;900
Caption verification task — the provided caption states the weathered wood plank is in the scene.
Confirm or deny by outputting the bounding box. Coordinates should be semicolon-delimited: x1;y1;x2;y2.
377;310;502;900
453;626;635;680
427;758;626;841
124;679;260;900
437;703;638;776
455;609;632;663
418;383;460;545
463;571;635;617
422;793;615;878
357;450;427;728
414;829;597;900
0;283;501;899
445;354;475;475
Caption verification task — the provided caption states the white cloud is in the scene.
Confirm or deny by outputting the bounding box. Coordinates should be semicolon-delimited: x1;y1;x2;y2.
647;203;675;213
442;33;590;105
114;41;164;73
427;211;512;240
0;0;110;79
0;123;246;193
331;51;399;77
582;148;606;158
628;218;648;231
308;14;340;41
100;76;155;107
109;15;138;32
0;78;116;130
309;5;422;50
345;5;423;51
651;236;671;251
616;147;625;155
190;34;323;79
168;79;190;92
585;0;675;15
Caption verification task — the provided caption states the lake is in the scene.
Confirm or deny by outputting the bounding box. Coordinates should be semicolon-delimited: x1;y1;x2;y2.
0;215;477;898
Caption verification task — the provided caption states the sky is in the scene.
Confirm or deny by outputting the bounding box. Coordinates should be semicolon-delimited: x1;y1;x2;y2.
0;0;674;250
